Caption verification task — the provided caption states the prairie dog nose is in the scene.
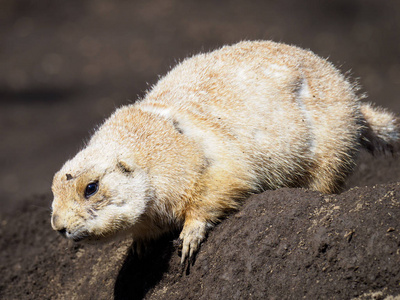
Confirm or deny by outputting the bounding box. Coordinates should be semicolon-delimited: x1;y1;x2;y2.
51;214;62;231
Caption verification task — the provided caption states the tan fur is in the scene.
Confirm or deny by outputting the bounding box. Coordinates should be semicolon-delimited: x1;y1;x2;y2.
51;41;399;263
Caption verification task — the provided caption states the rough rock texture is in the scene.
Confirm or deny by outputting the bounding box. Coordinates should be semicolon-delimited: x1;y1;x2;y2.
1;182;400;299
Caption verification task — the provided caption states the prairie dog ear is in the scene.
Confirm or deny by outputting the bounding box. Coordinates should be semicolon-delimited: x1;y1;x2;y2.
117;159;135;174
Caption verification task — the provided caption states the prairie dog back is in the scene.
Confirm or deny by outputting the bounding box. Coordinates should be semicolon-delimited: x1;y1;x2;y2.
51;41;399;264
140;41;363;193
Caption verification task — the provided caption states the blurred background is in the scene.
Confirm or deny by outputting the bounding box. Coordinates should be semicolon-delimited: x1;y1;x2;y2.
1;0;400;213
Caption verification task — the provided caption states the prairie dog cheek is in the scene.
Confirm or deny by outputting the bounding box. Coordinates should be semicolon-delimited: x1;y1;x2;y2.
86;170;153;234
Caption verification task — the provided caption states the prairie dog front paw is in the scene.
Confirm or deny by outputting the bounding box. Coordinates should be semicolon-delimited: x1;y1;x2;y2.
179;219;208;264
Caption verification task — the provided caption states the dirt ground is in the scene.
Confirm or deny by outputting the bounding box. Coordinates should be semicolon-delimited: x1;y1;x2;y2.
1;0;400;299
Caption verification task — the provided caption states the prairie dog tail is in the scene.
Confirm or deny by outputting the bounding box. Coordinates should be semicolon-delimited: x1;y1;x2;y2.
360;103;400;154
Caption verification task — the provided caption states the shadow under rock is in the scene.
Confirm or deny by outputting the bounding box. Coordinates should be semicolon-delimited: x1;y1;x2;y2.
114;233;179;300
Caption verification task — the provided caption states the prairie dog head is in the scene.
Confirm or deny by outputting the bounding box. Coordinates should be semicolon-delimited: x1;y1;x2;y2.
51;144;152;242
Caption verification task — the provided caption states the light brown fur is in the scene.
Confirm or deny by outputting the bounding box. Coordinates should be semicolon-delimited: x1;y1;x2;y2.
51;41;399;263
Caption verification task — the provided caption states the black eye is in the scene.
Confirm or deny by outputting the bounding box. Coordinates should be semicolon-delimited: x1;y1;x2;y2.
84;182;98;198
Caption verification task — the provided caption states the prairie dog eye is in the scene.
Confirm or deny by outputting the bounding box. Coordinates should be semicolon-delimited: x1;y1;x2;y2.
84;182;99;198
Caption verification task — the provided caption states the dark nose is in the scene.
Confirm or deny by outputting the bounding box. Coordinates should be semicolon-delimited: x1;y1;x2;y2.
57;228;67;237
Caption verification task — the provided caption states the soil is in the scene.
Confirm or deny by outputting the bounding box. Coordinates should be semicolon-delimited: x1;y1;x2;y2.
1;1;400;299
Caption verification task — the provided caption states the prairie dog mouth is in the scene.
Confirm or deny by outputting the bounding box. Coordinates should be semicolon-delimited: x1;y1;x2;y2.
58;228;90;242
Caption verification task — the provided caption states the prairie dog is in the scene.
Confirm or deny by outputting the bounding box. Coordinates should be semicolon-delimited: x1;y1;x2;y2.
51;41;399;263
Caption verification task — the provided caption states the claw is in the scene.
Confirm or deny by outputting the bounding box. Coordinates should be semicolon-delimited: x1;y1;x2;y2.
181;240;189;264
